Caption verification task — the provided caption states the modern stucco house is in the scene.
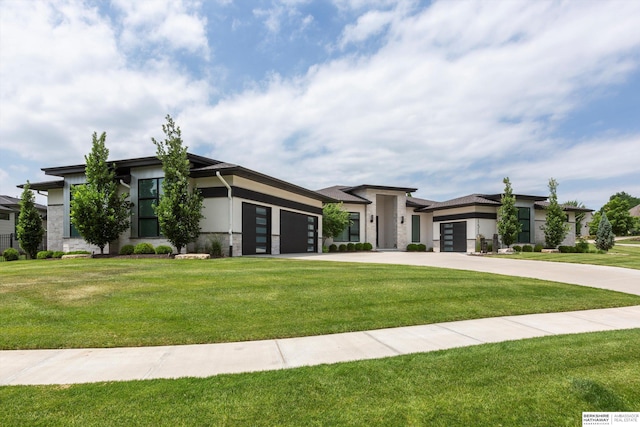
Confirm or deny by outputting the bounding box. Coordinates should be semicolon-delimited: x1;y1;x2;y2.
24;154;591;255
318;186;592;252
27;154;332;256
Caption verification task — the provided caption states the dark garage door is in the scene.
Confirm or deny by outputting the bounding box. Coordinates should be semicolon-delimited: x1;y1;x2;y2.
242;203;271;255
440;221;467;252
280;210;318;254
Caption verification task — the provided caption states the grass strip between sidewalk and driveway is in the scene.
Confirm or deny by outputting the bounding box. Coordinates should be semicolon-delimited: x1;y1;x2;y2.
1;257;639;350
1;329;639;426
500;244;640;270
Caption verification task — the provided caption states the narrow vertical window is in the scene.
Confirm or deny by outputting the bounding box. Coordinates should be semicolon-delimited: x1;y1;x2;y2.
138;178;163;237
517;207;530;243
411;215;420;242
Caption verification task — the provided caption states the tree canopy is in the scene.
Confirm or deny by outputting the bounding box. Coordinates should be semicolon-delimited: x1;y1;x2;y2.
152;115;203;254
70;132;131;254
322;203;351;243
541;178;569;248
17;181;45;259
497;177;521;247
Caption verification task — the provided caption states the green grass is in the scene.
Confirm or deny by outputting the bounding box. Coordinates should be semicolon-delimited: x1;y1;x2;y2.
507;244;640;270
617;237;640;245
1;329;638;426
1;258;639;350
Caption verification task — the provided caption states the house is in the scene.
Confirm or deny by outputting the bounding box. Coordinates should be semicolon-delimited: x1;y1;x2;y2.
0;195;47;253
318;187;592;252
26;154;332;256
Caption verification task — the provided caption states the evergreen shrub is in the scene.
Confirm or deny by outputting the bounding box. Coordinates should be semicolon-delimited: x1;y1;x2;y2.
534;244;544;252
355;243;363;251
119;245;135;255
329;244;337;252
155;245;173;255
417;244;427;252
52;251;66;258
37;250;53;259
338;244;347;252
522;245;533;252
363;242;373;251
407;244;418;252
347;243;356;251
3;248;19;261
513;245;522;252
134;243;155;254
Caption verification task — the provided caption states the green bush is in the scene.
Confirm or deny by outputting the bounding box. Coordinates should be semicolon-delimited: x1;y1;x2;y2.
3;248;19;261
67;250;91;255
36;250;53;259
406;243;418;252
207;238;223;257
363;242;373;251
322;246;329;253
417;243;427;252
522;245;533;252
133;243;155;254
155;245;173;255
534;244;544;252
354;243;363;251
513;245;522;252
329;244;337;252
575;241;589;253
558;246;576;253
52;251;66;258
338;244;347;252
119;245;135;255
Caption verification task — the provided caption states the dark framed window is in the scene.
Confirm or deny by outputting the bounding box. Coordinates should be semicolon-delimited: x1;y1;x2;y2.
0;212;9;221
334;212;360;242
138;178;163;237
517;207;531;243
411;215;420;242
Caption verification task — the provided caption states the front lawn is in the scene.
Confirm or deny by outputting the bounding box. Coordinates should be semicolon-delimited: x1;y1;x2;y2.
1;258;639;349
1;329;638;426
506;245;640;270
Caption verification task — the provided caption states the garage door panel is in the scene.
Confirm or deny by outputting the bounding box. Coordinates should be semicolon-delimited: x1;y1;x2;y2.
281;210;317;254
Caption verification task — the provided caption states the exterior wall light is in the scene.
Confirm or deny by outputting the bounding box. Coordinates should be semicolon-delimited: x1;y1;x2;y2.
401;216;405;224
370;215;374;223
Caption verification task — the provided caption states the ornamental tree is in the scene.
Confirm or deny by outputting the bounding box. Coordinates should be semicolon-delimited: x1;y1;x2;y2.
595;211;615;251
541;178;569;248
322;203;351;244
17;181;45;259
70;132;131;254
497;177;521;247
152;115;203;254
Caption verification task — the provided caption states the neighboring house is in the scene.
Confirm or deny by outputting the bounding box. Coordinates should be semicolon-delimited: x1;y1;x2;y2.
0;195;47;253
26;154;332;256
630;204;640;218
318;188;592;252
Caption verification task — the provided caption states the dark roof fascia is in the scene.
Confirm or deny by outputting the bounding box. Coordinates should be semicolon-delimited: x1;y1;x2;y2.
191;164;336;203
18;180;65;191
534;202;594;212
418;201;500;212
42;153;219;177
346;184;418;194
483;193;548;202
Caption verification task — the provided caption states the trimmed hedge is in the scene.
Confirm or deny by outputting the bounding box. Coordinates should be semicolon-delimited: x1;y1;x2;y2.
417;243;427;252
3;248;19;261
522;245;533;252
36;250;53;259
155;245;173;255
328;244;337;253
119;245;135;255
355;243;363;251
363;242;373;251
347;243;356;252
338;244;347;252
133;243;155;254
534;244;544;252
406;243;419;252
513;245;522;252
52;251;66;259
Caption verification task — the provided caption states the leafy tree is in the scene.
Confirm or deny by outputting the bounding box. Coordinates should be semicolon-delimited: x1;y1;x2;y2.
497;177;521;247
322;203;351;244
610;191;640;208
541;178;569;248
152;115;203;254
564;200;586;236
16;181;45;259
70;132;131;254
603;196;634;236
595;211;615;251
588;210;601;236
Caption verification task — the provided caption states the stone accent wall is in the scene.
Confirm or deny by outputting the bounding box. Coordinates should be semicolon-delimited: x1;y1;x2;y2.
189;232;242;257
63;238;105;254
47;205;64;252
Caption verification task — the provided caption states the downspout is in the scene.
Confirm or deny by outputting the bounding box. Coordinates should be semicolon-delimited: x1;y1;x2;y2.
119;180;131;189
216;171;233;257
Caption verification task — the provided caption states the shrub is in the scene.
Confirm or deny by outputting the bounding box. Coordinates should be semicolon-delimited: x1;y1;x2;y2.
119;245;135;255
133;243;155;254
37;250;53;259
558;246;577;253
522;245;533;252
346;243;355;252
513;245;522;252
417;243;427;252
207;238;223;257
534;244;543;252
576;241;589;253
406;243;418;252
338;244;347;252
66;250;91;255
322;246;329;253
3;248;19;261
355;243;363;251
329;244;337;253
52;251;66;258
363;242;373;251
155;245;173;255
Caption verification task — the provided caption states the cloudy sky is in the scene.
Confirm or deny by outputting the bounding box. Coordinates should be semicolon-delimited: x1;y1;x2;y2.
1;0;639;209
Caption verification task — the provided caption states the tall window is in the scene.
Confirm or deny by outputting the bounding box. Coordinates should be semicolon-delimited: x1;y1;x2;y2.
517;207;531;243
139;178;163;237
334;212;360;242
411;215;420;242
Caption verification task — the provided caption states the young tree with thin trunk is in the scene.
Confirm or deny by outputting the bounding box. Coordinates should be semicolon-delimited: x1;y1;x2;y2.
17;181;45;259
152;115;203;254
497;177;521;247
70;132;131;254
595;211;615;251
541;178;569;248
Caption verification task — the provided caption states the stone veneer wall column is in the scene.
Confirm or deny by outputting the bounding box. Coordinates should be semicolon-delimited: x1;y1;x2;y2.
47;204;64;252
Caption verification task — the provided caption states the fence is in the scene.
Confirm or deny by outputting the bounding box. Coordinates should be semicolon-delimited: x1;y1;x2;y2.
0;233;47;255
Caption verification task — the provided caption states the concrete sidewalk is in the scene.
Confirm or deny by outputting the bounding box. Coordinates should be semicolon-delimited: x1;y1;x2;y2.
2;305;639;386
2;253;639;386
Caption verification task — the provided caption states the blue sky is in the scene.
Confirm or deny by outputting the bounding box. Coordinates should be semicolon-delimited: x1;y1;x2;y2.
1;0;639;210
